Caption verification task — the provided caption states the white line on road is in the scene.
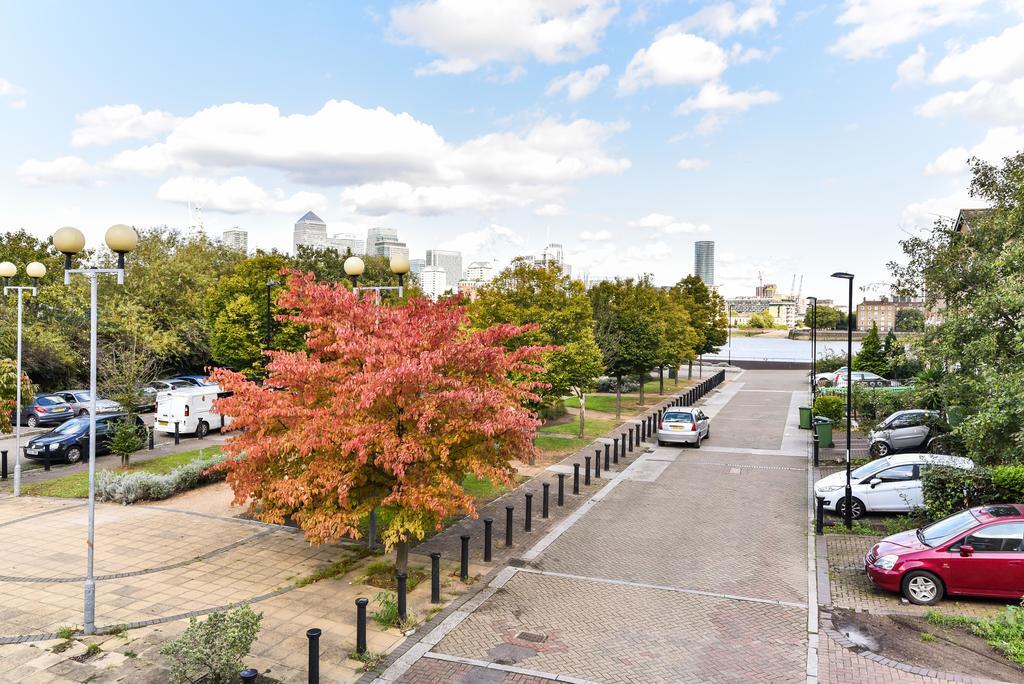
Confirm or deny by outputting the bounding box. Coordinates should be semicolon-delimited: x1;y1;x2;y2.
422;652;598;684
697;445;806;457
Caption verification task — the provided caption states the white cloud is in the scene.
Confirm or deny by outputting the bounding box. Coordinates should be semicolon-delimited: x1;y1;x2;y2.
930;23;1024;84
830;0;985;60
71;104;180;147
675;81;780;115
438;223;525;256
924;126;1024;175
729;43;776;64
667;1;778;38
0;78;26;108
340;181;535;215
16;157;99;186
902;187;987;227
677;158;710;170
916;79;1024;123
390;0;618;75
628;212;710;233
105;143;175;175
618;31;727;94
580;229;612;240
535;202;566;216
156;176;328;215
894;44;928;88
546;64;610;101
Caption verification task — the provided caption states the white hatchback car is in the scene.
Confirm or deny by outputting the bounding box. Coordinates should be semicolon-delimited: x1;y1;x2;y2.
814;453;975;519
656;407;710;447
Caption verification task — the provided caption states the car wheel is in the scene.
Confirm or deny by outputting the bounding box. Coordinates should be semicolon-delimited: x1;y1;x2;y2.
902;570;944;606
195;421;209;438
26;415;38;428
694;432;701;449
836;496;865;520
869;441;890;458
705;426;711;440
657;440;665;446
65;446;82;464
77;408;88;417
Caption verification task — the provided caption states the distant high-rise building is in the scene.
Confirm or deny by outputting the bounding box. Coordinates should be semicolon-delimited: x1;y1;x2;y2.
420;266;447;300
327;234;363;255
365;226;408;259
409;258;426;278
533;243;563;268
293;211;328;253
694;240;715;286
222;228;247;253
756;283;778;298
465;261;493;282
426;249;463;284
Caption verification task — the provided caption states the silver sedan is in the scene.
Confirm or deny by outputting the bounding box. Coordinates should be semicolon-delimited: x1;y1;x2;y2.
656;408;710;448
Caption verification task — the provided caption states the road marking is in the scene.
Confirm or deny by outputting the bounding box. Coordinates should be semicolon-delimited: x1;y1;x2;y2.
698;445;806;458
688;461;805;472
422;652;597;684
517;567;808;609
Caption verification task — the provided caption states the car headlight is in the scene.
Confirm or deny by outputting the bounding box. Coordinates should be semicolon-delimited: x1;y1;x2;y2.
818;484;843;492
874;554;899;570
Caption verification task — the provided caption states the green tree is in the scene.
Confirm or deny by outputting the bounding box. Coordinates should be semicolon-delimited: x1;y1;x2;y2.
108;417;145;468
671;276;727;378
747;310;775;329
470;259;604;437
653;288;698;393
210;295;264;377
853;322;888;375
803;304;842;330
895;308;925;332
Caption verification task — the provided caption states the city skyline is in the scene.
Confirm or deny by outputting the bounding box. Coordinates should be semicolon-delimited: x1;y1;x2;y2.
2;2;1020;298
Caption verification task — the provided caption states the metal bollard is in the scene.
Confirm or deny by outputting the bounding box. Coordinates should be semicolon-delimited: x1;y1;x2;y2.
43;446;50;472
621;433;627;457
815;497;825;535
460;535;470;580
174;421;180;445
573;463;580;494
505;505;514;547
604;443;610;470
198;422;204;440
557;473;565;505
430;552;441;603
397;572;407;623
594;448;601;480
641;417;647;441
584;456;591;486
628;429;633;452
240;668;259;683
542;482;550;518
483;518;493;562
525;492;533;532
812;433;820;468
612;437;619;464
307;628;321;684
220;413;225;430
148;428;154;450
355;597;368;654
1;449;6;480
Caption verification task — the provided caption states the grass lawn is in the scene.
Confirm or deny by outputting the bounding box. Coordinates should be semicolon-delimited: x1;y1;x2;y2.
21;447;222;499
538;416;619;439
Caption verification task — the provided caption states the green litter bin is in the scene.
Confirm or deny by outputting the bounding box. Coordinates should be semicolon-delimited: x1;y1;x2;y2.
813;416;834;448
799;406;812;430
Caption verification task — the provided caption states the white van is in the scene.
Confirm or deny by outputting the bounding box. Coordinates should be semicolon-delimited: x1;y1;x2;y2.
154;386;227;438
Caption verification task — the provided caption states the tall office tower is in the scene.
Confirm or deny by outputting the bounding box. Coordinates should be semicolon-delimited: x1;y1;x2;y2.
533;243;564;268
327;234;363;254
293;211;328;253
365;226;408;259
222;228;248;253
694;240;715;286
420;266;447;300
426;249;463;284
409;258;426;278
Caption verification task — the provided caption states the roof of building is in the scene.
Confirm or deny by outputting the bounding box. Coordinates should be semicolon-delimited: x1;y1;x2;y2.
297;211;324;223
954;208;992;233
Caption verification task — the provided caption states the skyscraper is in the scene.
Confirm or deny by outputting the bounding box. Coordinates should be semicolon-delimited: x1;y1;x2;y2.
409;258;426;279
327;234;363;254
420;266;447;300
426;249;463;284
222;228;247;253
694;240;715;286
365;226;409;259
293;211;328;253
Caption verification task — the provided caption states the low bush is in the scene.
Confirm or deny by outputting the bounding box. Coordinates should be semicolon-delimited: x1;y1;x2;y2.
928;602;1024;665
852;386;918;423
922;464;1024;521
536;400;566;421
992;465;1024;501
96;452;227;504
816;350;848;375
813;395;845;425
595;377;640;393
161;606;262;684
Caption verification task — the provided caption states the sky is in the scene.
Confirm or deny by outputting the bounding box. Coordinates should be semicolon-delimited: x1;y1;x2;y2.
1;1;1020;301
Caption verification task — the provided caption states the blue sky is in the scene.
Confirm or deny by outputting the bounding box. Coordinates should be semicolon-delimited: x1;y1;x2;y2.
1;1;1020;299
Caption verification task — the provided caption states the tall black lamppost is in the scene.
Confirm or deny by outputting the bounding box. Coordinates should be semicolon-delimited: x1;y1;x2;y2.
807;296;817;399
265;280;281;349
831;272;855;529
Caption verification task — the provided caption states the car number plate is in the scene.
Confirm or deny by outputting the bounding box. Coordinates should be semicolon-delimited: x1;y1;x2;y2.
157;421;168;428
26;448;39;455
670;425;686;431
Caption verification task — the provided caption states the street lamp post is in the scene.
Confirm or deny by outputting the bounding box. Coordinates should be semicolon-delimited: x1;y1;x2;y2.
727;305;732;366
831;272;855;530
1;260;46;496
53;225;138;635
265;280;281;349
807;296;817;400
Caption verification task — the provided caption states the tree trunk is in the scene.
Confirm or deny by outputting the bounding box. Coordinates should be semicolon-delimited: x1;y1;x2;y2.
615;375;622;419
659;366;665;395
578;392;586;438
638;372;645;406
396;539;409;574
688;360;693;379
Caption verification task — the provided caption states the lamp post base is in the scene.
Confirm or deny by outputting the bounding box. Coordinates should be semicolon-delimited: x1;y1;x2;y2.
13;463;20;497
84;578;96;634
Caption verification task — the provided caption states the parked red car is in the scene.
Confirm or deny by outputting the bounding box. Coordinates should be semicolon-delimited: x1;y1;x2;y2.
865;504;1024;605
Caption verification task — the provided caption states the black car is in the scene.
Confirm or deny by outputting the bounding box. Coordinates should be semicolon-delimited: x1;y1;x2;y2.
25;413;146;464
12;394;75;428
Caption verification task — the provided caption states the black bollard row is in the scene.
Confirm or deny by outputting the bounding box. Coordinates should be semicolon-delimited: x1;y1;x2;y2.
584;456;591;486
815;497;825;535
355;597;368;654
430;552;441;603
812;432;820;468
307;628;321;684
557;473;565;505
603;443;610;470
542;482;550;519
174;421;180;446
483;518;493;562
148;427;154;450
594;448;601;480
505;505;514;547
525;492;533;532
460;535;470;580
573;463;580;494
613;437;619;464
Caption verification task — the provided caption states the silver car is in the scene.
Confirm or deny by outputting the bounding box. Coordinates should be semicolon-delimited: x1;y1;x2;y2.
868;410;943;457
656;407;710;448
54;390;123;417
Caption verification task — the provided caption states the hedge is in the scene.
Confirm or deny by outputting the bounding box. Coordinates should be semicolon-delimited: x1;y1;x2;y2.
922;464;1024;520
96;453;227;504
813;395;845;425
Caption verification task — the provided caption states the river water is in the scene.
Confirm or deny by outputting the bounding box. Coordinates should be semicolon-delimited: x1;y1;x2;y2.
706;335;862;362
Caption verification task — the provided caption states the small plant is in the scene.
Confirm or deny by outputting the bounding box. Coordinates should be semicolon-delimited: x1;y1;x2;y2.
926;611;977;628
363;560;427;592
293;548;370;588
349;650;387;672
823;521;877;536
52;640;75;654
125;650;137;659
371;591;399;628
920;632;936;642
56;625;79;640
85;643;102;657
160;606;262;684
105;623;130;639
108;417;145;468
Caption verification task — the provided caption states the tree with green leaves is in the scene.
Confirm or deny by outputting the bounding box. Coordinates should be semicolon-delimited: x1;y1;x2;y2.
210;295;264;377
803;304;842;330
470;258;604;437
747;310;775;329
895;308;925;332
653;288;698;394
854;322;888;375
671;275;727;378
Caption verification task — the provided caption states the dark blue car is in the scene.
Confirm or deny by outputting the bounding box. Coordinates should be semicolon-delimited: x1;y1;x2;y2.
25;413;146;464
12;394;74;428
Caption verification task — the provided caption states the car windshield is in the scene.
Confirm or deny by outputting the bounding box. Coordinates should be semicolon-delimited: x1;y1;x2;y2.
663;412;693;422
921;510;980;547
850;458;891;479
37;396;64;406
52;418;88;434
73;392;91;402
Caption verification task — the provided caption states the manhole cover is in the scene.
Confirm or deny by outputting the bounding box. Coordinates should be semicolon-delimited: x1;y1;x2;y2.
516;631;547;643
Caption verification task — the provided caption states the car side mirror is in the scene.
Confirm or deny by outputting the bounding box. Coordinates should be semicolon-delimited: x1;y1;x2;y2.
959;545;974;557
869;477;882;489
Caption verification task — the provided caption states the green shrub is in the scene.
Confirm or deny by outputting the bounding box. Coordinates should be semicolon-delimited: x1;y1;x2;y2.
991;465;1024;502
813;395;845;425
922;465;997;520
96;453;227;504
371;591;399;628
160;606;262;684
815;350;848;375
108;418;146;467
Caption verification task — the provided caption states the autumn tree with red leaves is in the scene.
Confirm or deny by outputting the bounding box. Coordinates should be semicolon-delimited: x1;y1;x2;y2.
210;272;547;570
